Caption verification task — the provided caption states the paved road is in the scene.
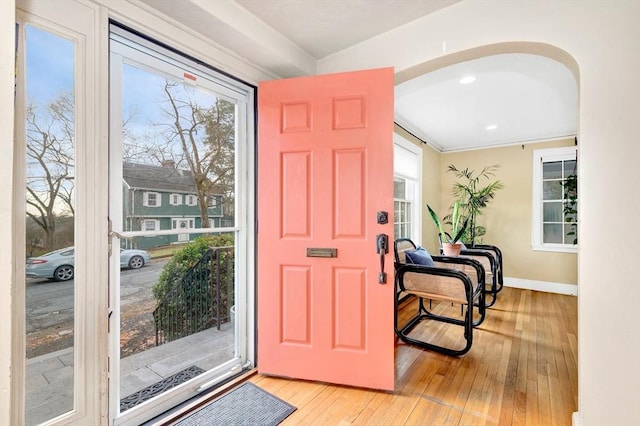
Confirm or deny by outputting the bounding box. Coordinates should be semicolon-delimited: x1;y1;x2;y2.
26;258;167;333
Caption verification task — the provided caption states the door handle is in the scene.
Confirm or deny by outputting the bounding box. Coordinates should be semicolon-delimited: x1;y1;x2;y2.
376;234;388;284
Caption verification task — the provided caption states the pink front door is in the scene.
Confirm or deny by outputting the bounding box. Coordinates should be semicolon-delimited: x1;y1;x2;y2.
257;67;395;390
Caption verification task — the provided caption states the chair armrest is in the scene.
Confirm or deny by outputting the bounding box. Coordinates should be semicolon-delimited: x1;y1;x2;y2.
431;255;485;288
397;256;484;300
395;263;476;304
458;250;497;279
463;244;503;283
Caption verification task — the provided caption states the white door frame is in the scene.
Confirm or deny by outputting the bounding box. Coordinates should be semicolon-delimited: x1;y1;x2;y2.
108;26;255;425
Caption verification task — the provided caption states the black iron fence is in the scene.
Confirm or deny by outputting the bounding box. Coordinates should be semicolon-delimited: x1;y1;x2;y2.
153;246;234;346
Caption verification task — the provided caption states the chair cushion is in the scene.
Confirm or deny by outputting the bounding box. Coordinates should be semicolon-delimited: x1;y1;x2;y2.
405;247;434;267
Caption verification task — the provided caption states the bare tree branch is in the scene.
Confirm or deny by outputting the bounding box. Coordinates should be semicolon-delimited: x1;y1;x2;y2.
26;93;75;249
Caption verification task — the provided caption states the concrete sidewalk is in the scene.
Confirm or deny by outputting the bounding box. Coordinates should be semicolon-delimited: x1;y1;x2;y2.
26;325;234;426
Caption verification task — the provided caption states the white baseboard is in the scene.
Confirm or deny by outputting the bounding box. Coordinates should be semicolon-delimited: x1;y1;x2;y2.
504;277;577;296
572;411;582;426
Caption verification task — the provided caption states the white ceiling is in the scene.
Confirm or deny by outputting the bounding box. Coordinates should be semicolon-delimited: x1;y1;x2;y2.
234;0;459;59
139;0;579;152
395;53;578;151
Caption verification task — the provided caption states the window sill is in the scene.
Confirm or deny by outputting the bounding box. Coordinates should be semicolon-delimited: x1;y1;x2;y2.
532;244;578;254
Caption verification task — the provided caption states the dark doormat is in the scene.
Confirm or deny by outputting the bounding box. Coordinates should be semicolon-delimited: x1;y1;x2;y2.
175;382;296;426
121;365;206;412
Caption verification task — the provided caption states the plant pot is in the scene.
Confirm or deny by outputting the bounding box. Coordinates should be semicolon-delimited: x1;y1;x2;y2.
442;242;463;257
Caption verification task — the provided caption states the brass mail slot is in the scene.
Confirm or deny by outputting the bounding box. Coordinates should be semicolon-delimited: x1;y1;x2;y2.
306;248;338;258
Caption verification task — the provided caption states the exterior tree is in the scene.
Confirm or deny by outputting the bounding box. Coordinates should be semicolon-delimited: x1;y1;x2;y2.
200;98;236;222
159;81;235;228
26;92;75;250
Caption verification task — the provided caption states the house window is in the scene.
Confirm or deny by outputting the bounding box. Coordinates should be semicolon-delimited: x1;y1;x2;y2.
142;219;160;231
185;194;197;206
208;195;218;208
172;218;194;229
394;177;413;239
169;193;182;206
143;191;162;207
532;146;578;252
393;134;422;242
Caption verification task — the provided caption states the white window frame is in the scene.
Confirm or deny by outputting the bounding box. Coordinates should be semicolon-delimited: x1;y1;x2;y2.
394;177;414;240
143;191;162;207
185;194;197;206
171;218;194;229
208;195;218;208
14;2;105;425
532;146;578;253
393;133;423;244
169;193;182;206
142;219;160;231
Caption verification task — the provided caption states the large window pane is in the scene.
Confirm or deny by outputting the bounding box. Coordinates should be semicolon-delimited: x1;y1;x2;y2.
24;24;75;424
111;31;246;420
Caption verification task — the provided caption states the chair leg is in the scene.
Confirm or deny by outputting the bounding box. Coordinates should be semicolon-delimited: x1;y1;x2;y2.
394;295;474;356
484;275;499;308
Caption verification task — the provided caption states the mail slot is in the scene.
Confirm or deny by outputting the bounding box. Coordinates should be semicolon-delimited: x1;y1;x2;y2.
306;248;338;258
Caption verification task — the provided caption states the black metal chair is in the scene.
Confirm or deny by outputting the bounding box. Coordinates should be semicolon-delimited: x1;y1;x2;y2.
437;236;503;307
459;243;503;307
394;238;485;356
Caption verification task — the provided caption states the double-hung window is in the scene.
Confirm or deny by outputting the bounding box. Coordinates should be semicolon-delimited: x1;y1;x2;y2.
143;191;161;207
532;146;578;252
394;177;414;239
142;219;160;231
393;134;422;242
169;193;182;206
185;194;197;206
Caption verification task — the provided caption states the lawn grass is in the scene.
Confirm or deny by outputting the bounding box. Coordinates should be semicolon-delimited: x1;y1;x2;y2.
148;244;185;259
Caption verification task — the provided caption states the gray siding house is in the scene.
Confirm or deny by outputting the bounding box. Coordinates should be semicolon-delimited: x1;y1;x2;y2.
122;161;224;249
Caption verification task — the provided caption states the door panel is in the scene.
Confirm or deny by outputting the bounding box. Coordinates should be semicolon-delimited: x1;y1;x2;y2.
258;68;395;390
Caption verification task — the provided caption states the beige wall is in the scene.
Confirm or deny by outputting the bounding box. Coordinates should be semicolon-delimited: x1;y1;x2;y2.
440;139;577;285
394;126;577;285
323;3;640;421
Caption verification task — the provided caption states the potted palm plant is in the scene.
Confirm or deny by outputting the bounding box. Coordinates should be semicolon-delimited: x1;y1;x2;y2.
447;164;504;246
427;202;468;256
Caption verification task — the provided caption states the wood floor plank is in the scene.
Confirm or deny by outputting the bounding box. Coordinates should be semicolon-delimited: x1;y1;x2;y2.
240;287;577;426
537;373;552;425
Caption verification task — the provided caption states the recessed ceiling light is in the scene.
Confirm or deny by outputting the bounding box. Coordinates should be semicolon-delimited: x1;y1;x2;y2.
459;76;476;84
485;124;498;131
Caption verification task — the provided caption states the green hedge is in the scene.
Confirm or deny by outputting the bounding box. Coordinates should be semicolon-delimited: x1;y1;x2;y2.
152;233;234;302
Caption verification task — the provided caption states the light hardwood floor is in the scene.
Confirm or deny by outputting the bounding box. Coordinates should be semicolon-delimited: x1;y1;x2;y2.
250;287;578;425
